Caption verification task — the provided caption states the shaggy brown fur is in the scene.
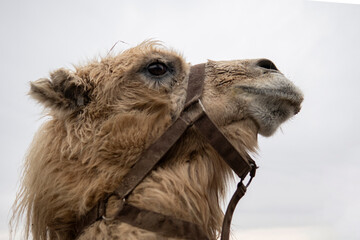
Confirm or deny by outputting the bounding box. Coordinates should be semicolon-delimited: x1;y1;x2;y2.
11;41;303;240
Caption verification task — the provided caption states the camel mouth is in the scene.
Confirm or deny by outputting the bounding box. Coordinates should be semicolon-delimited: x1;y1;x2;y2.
234;84;303;136
235;85;303;113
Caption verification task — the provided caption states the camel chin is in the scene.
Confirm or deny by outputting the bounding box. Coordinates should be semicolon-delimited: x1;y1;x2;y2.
239;73;303;136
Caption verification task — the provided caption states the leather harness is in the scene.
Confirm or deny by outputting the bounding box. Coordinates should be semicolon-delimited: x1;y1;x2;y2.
74;63;257;240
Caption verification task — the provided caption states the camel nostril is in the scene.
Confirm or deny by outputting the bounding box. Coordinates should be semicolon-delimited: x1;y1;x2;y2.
256;59;278;71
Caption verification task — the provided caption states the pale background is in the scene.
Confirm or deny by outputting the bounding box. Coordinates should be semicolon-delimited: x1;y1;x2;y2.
1;0;359;239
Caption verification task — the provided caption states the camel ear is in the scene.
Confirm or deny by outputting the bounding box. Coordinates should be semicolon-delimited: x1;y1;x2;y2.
29;68;90;112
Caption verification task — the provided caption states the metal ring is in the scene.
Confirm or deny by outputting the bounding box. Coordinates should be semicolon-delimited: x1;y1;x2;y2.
102;198;126;221
198;99;206;112
102;214;114;221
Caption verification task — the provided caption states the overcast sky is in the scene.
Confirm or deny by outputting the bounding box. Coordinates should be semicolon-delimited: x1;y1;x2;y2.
1;0;360;239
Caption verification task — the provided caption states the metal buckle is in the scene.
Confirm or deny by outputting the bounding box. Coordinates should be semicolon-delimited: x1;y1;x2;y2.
242;163;257;188
102;197;126;221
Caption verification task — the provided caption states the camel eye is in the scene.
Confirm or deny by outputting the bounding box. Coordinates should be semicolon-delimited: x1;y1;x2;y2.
147;62;168;76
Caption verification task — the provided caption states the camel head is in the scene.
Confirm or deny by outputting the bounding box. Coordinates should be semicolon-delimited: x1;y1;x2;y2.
204;59;303;137
13;41;303;240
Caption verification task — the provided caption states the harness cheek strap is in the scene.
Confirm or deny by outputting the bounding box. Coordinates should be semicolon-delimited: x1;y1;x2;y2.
74;63;257;240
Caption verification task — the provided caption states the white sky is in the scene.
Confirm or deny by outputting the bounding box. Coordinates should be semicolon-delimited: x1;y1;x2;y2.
1;0;360;239
311;0;360;4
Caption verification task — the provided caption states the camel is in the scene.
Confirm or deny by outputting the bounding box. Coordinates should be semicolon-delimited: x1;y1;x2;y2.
11;41;303;240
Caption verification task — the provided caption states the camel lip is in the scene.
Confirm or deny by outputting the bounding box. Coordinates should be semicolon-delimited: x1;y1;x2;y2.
235;85;304;107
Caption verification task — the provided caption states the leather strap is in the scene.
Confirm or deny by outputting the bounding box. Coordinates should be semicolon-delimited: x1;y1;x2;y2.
185;63;206;107
221;163;257;240
109;203;209;240
194;112;252;179
74;105;206;238
221;183;247;240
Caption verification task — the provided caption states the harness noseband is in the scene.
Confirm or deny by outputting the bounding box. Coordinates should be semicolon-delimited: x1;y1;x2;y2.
74;63;257;240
